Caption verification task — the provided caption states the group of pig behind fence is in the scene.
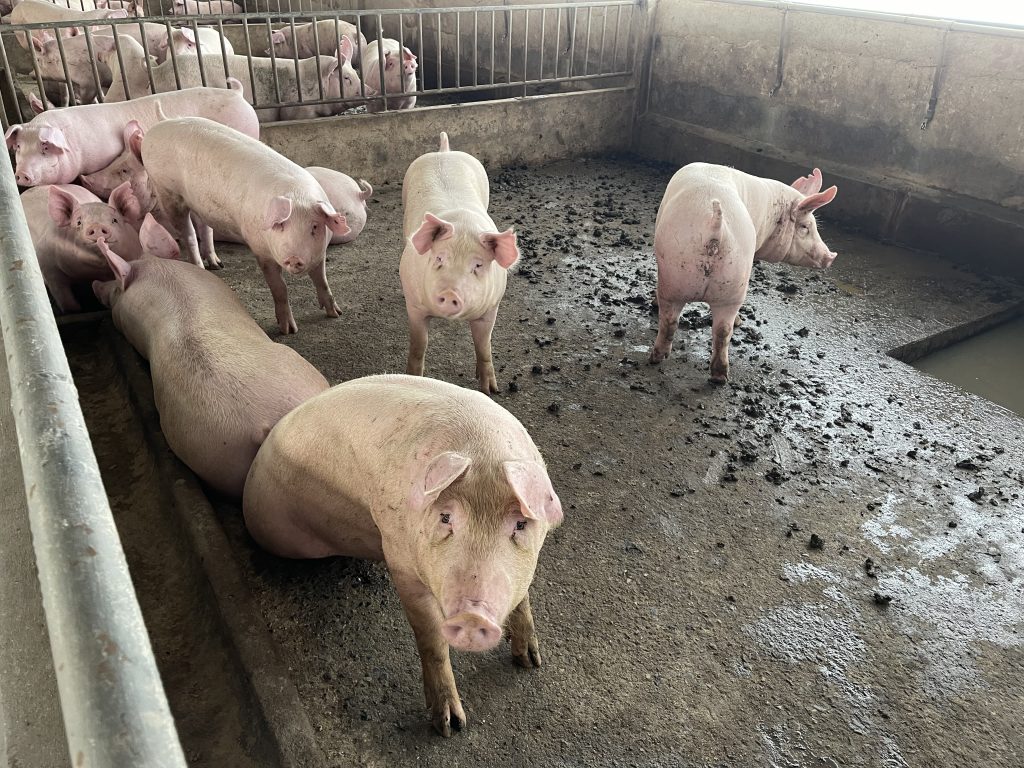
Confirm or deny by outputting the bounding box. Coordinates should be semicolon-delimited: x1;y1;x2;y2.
1;0;419;119
4;35;840;732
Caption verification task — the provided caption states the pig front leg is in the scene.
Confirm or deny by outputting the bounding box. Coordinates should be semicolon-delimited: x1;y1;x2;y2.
406;307;430;377
469;306;499;394
192;215;221;270
708;301;742;384
308;259;341;318
650;294;686;364
258;258;298;334
390;568;466;737
506;592;542;668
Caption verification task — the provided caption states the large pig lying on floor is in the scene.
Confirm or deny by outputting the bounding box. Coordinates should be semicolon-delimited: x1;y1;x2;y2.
242;374;563;736
135;116;349;333
5;84;258;186
400;132;520;393
21;181;142;312
92;215;329;497
650;163;839;383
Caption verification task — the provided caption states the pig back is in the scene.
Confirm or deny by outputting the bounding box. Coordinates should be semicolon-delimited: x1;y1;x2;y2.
402;150;490;237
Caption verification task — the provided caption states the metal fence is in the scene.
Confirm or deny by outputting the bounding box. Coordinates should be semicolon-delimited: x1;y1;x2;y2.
0;1;639;128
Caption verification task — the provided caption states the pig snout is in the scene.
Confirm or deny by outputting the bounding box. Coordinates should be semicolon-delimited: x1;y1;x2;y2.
84;223;113;242
434;289;463;317
282;256;307;274
15;168;35;186
441;600;502;652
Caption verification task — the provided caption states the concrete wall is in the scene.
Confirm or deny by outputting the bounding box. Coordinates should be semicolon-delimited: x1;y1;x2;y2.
262;86;633;182
634;0;1024;276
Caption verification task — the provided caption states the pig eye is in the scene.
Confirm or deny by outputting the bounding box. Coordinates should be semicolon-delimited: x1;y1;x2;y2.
112;217;119;224
515;520;527;531
799;224;810;235
310;224;318;236
440;512;451;525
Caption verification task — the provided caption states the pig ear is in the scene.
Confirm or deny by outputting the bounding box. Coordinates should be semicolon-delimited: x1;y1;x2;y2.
264;196;292;230
503;460;563;527
31;36;46;53
28;93;46;115
421;452;472;501
122;119;140;147
315;201;350;237
140;213;179;260
338;35;352;63
270;30;286;45
480;228;519;269
411;212;454;255
91;35;117;57
357;178;373;202
403;47;417;66
791;167;823;196
47;186;77;228
4;125;21;150
38;125;69;152
795;185;838;215
127;122;145;160
97;240;134;289
109;181;143;221
320;57;340;79
178;26;196;44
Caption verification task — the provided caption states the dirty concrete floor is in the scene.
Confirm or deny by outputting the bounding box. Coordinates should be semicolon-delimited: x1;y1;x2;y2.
94;156;1024;767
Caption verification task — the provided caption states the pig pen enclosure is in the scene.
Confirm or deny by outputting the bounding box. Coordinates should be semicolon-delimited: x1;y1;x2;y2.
2;1;1024;767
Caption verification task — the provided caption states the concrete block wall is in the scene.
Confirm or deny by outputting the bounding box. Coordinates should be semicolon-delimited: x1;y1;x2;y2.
634;0;1024;277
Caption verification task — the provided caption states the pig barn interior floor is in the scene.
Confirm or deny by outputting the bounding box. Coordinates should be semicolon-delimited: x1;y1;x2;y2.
38;156;1024;767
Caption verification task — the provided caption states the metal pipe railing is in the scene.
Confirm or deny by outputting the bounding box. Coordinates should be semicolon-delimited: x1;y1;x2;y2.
0;138;187;768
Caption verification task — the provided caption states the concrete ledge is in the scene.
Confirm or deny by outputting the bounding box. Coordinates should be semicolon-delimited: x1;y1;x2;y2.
262;87;635;183
634;112;1024;279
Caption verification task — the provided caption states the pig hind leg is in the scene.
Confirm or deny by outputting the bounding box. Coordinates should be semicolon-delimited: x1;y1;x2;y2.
469;306;499;395
258;258;298;334
708;301;742;384
405;306;431;377
391;569;467;736
507;592;542;668
650;295;686;364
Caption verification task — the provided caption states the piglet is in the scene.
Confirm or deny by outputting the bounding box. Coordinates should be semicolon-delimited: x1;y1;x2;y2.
21;181;142;312
135;117;350;333
243;374;563;736
400;132;519;393
93;215;329;496
362;38;417;111
266;19;367;65
305;167;371;244
650;163;839;382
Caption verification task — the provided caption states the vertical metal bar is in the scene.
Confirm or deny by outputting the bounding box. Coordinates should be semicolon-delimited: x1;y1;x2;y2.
522;9;529;94
0;140;189;768
138;21;157;96
310;17;324;103
52;31;78;106
165;20;183;92
0;34;24;124
217;18;231;93
506;8;513;84
568;6;577;79
243;18;257;107
455;11;460;89
191;20;208;87
289;17;302;105
489;9;495;86
473;10;478;87
627;2;639;84
353;14;365;96
110;26;131;100
611;4;621;73
538;8;546;81
376;14;387;110
397;12;407;98
583;7;592;75
81;25;105;104
266;18;281;105
417;11;424;92
598;4;608;74
554;8;561;79
435;11;442;92
26;32;49;109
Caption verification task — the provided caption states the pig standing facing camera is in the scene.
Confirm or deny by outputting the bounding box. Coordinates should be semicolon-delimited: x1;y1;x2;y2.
243;374;563;737
400;132;520;394
650;162;839;383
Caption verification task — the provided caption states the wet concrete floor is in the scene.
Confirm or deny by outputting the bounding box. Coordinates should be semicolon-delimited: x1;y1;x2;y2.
79;156;1024;767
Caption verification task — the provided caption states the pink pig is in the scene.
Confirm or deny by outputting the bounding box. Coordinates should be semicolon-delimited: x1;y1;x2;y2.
362;38;417;111
400;132;519;393
20;181;143;312
304;167;372;244
135;117;350;333
266;19;367;65
242;374;563;736
650;163;839;382
92;215;329;497
5;84;259;186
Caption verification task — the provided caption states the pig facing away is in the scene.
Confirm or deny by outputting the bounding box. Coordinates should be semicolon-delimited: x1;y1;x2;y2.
242;374;563;736
4;85;259;186
400;132;520;394
92;215;330;497
650;163;839;383
21;181;143;312
136;117;350;333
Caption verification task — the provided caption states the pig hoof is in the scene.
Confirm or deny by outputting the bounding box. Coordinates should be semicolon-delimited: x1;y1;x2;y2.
204;255;223;270
279;318;298;335
649;348;668;364
709;373;728;385
320;297;341;317
431;699;467;737
512;635;542;669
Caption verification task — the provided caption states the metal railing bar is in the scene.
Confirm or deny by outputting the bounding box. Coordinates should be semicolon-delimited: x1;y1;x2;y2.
165;19;183;93
583;6;592;76
190;19;207;87
0;38;23;126
490;9;495;86
473;10;479;87
52;31;78;106
456;11;461;89
506;7;513;85
598;5;607;74
539;8;546;81
81;26;105;104
310;17;324;103
554;8;561;78
0;130;188;768
523;9;530;95
242;18;258;106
